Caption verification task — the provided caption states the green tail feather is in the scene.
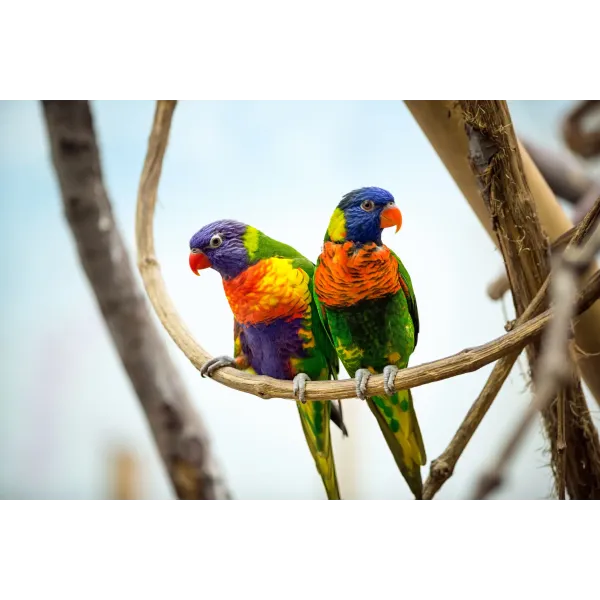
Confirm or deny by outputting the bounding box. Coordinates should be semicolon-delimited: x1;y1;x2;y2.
366;389;426;499
297;401;341;500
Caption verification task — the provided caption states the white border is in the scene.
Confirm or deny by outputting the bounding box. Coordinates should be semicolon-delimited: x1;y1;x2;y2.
2;1;596;99
2;501;598;598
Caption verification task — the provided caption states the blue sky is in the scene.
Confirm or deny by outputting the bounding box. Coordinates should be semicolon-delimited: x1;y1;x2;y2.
0;100;591;499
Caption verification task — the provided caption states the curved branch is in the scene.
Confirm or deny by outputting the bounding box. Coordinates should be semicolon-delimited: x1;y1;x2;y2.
424;195;600;499
43;100;230;500
486;197;600;303
562;100;600;160
521;139;600;206
135;103;600;402
473;220;600;499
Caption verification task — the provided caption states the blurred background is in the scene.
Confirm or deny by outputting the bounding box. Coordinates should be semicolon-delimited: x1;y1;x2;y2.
1;100;599;500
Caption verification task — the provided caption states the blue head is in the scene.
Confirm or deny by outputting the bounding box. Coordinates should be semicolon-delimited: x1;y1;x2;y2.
189;219;250;279
325;187;402;245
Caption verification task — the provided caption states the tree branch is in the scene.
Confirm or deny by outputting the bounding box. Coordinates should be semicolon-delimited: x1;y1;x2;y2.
423;196;600;499
405;101;600;408
460;100;600;499
521;139;600;206
473;220;600;499
562;100;600;160
135;102;600;404
42;100;230;500
487;200;600;300
460;99;600;499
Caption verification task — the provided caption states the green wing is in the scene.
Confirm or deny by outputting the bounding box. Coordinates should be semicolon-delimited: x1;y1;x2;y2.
390;249;419;349
296;257;347;437
292;256;340;382
250;230;341;379
251;236;346;498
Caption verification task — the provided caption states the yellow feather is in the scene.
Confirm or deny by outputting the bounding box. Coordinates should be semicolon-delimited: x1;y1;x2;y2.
327;208;347;242
243;226;260;261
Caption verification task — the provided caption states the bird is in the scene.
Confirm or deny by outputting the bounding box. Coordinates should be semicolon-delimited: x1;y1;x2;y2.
313;187;426;498
188;219;347;499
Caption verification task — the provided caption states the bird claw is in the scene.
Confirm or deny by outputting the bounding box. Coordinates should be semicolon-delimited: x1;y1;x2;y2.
200;355;236;378
355;368;372;401
293;373;311;404
383;365;399;397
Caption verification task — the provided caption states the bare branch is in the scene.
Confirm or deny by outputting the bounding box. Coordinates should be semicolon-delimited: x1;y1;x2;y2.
487;198;600;302
134;102;600;404
43;101;230;500
109;448;140;500
472;222;600;499
562;100;600;160
423;200;599;499
461;100;600;499
405;101;600;409
556;386;567;500
521;139;600;206
574;183;600;224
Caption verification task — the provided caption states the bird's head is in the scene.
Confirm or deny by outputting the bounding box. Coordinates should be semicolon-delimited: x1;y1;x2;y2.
325;187;402;245
189;219;251;279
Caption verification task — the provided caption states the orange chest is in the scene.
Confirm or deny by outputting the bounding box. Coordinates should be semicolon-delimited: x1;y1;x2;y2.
314;241;402;308
222;258;311;325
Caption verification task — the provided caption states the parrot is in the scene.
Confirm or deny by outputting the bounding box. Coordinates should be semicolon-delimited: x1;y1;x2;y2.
188;219;348;500
313;187;426;499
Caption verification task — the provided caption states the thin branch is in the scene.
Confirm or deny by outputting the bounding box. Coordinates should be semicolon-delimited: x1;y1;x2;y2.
135;101;600;403
461;100;600;499
556;387;567;500
562;100;600;160
42;101;230;500
110;448;140;500
473;221;600;499
521;139;600;206
574;183;600;225
423;197;600;499
487;201;600;301
405;101;600;410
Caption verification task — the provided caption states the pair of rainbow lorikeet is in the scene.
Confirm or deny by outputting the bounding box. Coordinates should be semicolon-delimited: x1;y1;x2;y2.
189;187;425;499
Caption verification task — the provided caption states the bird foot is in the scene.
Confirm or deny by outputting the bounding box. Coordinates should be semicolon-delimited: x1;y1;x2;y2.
200;355;236;378
293;373;311;404
383;365;399;397
355;368;372;401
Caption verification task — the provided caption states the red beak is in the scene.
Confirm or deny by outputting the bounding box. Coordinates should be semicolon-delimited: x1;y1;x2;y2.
189;251;212;275
380;205;402;233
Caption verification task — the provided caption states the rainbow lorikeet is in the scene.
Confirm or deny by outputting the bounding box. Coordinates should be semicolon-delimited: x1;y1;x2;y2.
313;187;426;499
188;220;348;500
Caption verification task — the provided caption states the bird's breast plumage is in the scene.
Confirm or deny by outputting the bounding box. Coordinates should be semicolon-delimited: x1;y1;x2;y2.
223;257;311;325
314;241;402;309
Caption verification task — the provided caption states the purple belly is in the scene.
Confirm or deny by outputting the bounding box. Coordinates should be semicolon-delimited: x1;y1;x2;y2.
240;318;305;379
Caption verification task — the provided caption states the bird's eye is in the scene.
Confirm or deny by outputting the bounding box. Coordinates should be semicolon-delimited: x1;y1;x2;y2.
360;200;375;212
209;234;223;248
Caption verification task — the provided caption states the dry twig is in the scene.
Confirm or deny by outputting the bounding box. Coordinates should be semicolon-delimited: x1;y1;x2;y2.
487;224;587;301
461;100;600;499
43;101;230;500
473;221;600;499
136;101;600;405
521;139;600;206
423;197;600;499
562;100;600;160
405;101;600;409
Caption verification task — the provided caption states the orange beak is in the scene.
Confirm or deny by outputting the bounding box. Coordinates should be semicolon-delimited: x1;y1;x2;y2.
380;205;402;233
189;251;211;275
